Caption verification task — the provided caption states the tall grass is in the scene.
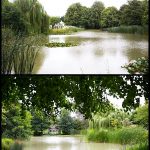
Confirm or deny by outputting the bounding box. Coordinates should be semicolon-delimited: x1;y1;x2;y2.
105;25;148;34
2;27;48;74
86;126;148;145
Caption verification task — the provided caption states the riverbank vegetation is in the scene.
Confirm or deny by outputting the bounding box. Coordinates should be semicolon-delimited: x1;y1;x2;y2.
84;103;148;149
105;25;148;34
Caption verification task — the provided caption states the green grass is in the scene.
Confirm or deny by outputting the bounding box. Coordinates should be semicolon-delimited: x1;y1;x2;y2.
49;27;83;35
45;42;79;47
126;142;148;150
86;126;148;145
105;25;148;34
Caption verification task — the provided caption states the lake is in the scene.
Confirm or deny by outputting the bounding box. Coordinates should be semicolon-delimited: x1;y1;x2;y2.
23;135;123;150
33;30;148;74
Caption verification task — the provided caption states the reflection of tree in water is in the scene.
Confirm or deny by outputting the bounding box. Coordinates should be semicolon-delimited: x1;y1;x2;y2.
124;48;148;61
32;48;46;74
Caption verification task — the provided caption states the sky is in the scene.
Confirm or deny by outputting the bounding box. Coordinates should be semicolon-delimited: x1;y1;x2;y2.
9;0;128;17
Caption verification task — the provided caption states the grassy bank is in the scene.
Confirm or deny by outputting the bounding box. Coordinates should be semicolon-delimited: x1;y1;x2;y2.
49;26;83;35
104;25;148;34
85;126;148;146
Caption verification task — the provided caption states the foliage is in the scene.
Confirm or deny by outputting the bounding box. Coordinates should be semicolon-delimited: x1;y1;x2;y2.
2;103;33;140
49;17;60;28
58;108;74;135
49;26;83;35
2;76;149;119
90;1;105;28
132;103;148;129
86;126;148;144
2;138;14;150
86;129;108;142
100;7;119;28
122;57;148;74
105;25;148;34
119;0;144;26
126;142;148;150
2;0;28;34
2;27;48;74
45;42;78;47
31;109;50;136
2;0;50;35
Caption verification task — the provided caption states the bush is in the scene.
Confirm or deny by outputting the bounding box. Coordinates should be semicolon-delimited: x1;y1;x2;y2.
122;57;148;74
45;42;78;47
2;138;14;150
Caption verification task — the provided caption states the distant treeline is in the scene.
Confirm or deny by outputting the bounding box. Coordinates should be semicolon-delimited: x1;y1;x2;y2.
63;0;148;29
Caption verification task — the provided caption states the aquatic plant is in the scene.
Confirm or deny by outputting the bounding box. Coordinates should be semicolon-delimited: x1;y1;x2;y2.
45;42;79;47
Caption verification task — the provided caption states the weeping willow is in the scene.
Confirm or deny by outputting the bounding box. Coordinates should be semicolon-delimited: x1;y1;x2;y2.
14;0;49;34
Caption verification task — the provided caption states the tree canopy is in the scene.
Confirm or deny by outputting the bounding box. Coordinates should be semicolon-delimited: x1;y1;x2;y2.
2;76;149;119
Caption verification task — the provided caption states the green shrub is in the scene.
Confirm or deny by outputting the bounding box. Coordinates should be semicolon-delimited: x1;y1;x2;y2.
2;138;14;150
122;57;148;74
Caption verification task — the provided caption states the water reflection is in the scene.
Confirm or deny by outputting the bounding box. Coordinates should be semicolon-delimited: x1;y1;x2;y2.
34;30;148;74
23;136;122;150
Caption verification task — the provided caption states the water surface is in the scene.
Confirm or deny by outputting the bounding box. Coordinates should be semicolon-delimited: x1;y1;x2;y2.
33;30;148;74
23;135;123;150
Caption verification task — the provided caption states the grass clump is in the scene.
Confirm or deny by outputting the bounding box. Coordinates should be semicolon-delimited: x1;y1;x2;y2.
126;142;148;150
49;26;83;35
105;25;148;34
45;42;79;47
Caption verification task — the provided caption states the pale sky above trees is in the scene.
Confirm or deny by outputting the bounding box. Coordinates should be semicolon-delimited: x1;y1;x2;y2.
9;0;128;16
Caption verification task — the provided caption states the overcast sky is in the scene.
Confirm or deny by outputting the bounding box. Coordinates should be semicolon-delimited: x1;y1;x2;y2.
9;0;128;17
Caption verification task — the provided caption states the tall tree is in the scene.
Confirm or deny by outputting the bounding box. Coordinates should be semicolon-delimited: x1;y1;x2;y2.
90;1;105;28
100;7;119;28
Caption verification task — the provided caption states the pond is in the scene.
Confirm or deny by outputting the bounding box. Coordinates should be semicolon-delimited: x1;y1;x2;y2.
23;135;123;150
33;30;148;74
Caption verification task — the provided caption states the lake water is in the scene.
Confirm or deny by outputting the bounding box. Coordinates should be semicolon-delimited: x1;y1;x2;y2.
23;135;123;150
33;30;148;74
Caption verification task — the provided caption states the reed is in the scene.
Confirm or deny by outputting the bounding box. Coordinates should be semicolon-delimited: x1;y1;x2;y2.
105;25;148;34
2;27;48;74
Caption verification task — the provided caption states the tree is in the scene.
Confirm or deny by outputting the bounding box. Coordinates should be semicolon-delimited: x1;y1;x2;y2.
58;108;74;134
141;0;148;25
100;7;120;28
2;0;28;34
2;102;32;140
90;1;105;28
119;0;144;25
49;17;61;28
133;103;148;129
64;3;83;27
31;108;50;136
